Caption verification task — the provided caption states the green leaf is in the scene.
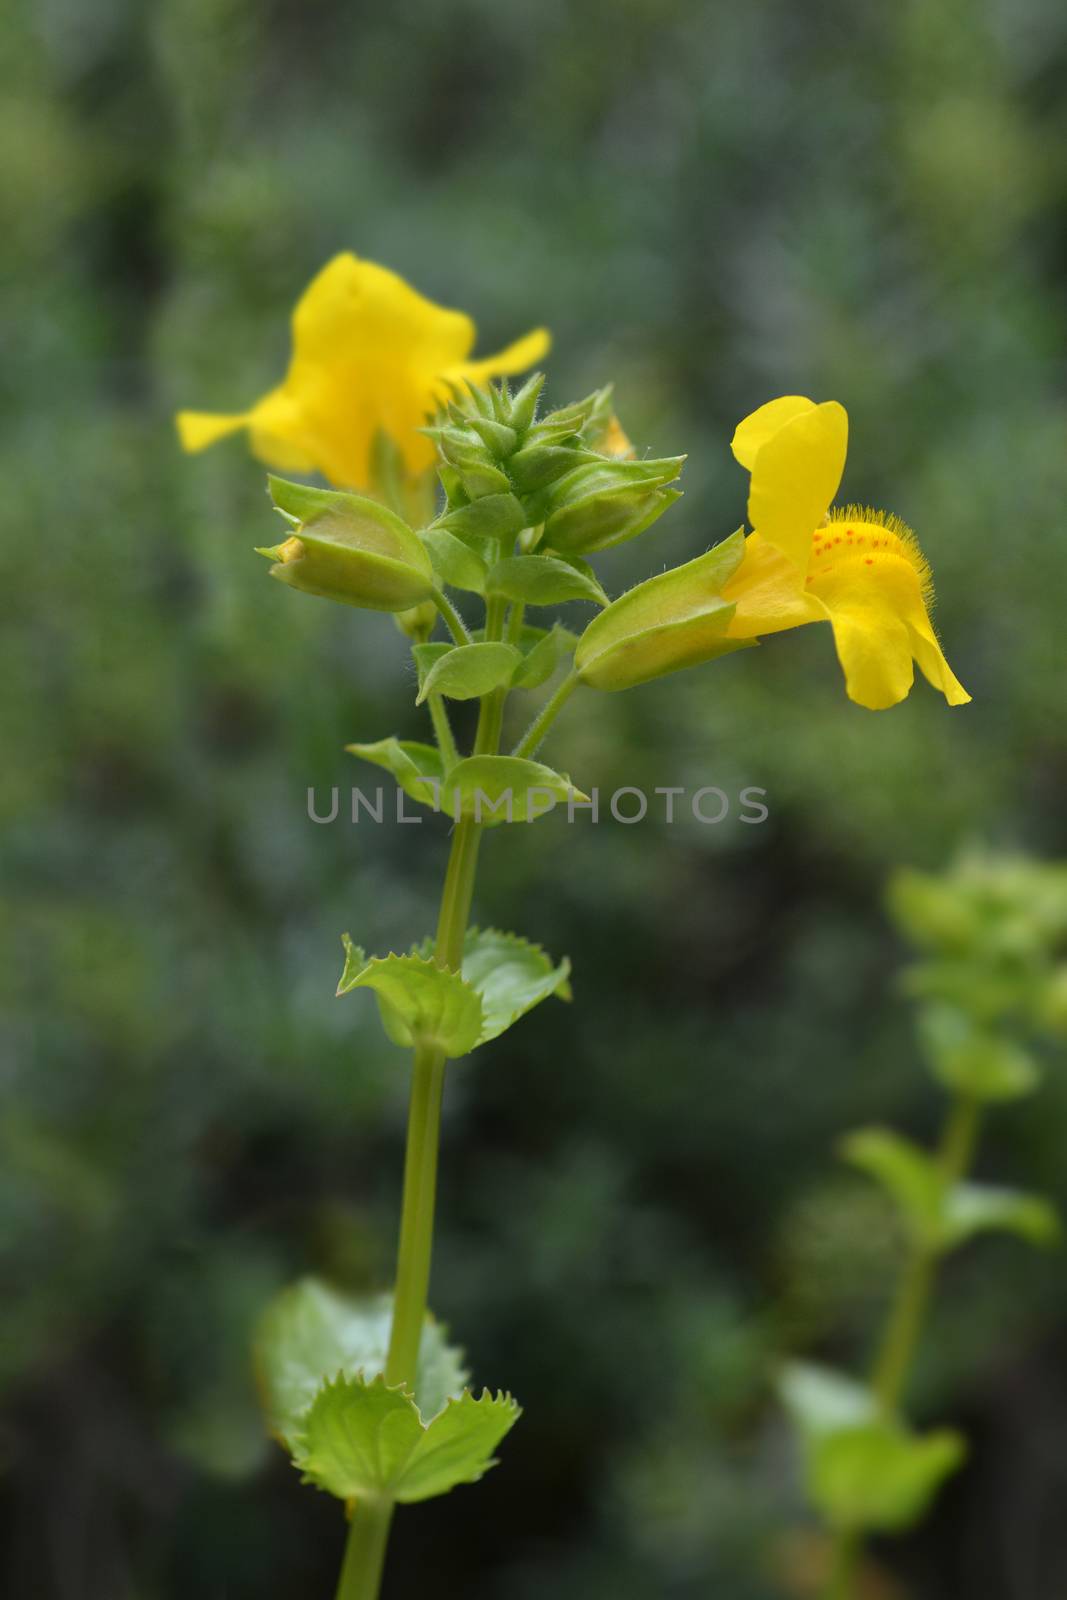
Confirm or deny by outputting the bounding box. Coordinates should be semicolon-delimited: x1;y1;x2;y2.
255;1279;467;1448
918;1003;1040;1101
809;1421;966;1533
411;642;454;697
297;1375;422;1497
345;738;445;810
295;1376;520;1503
574;530;753;691
780;1363;965;1533
421;526;488;594
415;641;522;705
511;625;562;690
941;1183;1060;1250
391;1389;521;1502
337;940;483;1058
840;1128;944;1248
779;1361;877;1437
441;755;587;825
486;553;608;608
461;928;572;1044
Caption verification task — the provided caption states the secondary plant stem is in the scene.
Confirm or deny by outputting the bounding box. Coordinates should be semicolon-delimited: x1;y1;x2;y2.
512;668;580;760
821;1091;982;1600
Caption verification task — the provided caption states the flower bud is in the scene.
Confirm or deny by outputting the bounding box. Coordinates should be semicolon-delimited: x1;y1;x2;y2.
541;456;685;555
393;598;439;642
574;530;750;691
259;476;434;612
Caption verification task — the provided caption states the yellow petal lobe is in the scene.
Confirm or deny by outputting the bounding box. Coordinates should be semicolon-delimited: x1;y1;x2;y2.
730;395;815;470
747;401;848;572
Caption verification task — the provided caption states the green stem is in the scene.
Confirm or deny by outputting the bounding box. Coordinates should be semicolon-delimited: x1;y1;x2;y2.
335;596;511;1600
512;669;580;760
335;1499;394;1600
426;692;457;770
822;1092;982;1600
431;585;471;647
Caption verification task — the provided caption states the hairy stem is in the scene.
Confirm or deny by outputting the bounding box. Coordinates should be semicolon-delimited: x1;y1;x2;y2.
512;669;580;760
431;585;471;646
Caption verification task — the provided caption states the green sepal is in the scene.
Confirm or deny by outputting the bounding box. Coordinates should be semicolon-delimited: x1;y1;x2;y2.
260;479;434;614
508;442;601;494
441;755;587;825
780;1362;965;1533
574;529;752;691
254;1279;467;1448
511;625;563;690
464;415;518;458
917;1003;1040;1101
507;372;545;432
345;738;445;810
295;1375;520;1504
421;526;489;595
436;493;527;541
415;641;523;705
487;553;608;608
336;940;483;1057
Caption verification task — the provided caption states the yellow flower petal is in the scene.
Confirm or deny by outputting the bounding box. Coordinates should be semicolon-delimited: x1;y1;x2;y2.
449;325;551;391
730;395;814;470
176;410;249;452
175;253;548;491
808;535;968;710
722;532;822;638
747;401;848;572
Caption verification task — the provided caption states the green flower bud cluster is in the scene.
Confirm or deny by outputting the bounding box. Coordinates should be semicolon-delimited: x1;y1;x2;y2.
424;375;684;555
889;853;1067;1100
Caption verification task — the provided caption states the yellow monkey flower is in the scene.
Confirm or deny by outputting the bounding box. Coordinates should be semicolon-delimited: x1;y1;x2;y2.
722;397;970;710
175;253;550;491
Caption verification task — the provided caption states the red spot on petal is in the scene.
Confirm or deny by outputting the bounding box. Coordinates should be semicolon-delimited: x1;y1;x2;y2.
865;557;874;565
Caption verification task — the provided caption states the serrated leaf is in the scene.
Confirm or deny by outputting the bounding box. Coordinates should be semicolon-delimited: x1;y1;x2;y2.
345;738;444;810
297;1375;422;1497
255;1279;468;1448
841;1128;944;1248
941;1183;1060;1250
295;1377;520;1504
337;940;483;1058
461;928;572;1044
392;1389;521;1502
416;641;522;705
441;756;587;825
809;1421;966;1533
511;625;562;690
487;553;608;608
421;526;488;594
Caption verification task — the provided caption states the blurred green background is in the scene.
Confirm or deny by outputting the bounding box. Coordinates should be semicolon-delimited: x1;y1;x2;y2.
4;0;1067;1595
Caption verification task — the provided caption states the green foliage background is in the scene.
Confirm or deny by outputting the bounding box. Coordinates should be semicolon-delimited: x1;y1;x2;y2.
4;0;1067;1595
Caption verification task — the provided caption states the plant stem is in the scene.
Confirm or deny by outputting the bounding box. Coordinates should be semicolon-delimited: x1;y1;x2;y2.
335;1499;394;1600
512;669;580;760
431;585;471;646
335;593;512;1599
426;692;457;769
821;1092;982;1599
